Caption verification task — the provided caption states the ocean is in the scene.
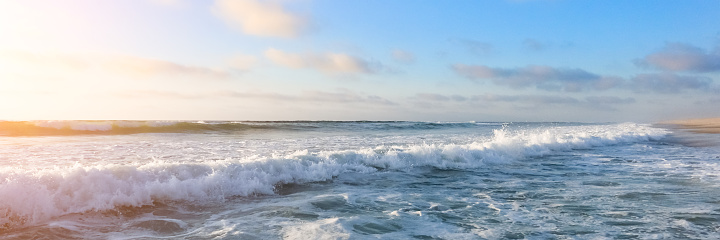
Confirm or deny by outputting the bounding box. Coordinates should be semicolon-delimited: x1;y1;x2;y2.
1;121;719;239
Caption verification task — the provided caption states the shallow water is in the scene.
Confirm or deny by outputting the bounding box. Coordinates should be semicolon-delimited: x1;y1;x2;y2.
1;121;719;239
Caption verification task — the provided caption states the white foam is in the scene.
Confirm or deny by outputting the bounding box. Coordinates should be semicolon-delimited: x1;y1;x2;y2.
281;218;350;240
0;123;668;229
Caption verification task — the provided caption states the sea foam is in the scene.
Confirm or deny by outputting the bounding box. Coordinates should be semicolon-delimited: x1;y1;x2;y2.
0;123;667;230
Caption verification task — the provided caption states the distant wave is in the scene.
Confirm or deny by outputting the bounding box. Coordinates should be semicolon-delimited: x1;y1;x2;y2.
0;120;501;136
0;123;668;230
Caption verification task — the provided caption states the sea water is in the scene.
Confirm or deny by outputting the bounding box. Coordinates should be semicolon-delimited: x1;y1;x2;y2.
1;121;719;239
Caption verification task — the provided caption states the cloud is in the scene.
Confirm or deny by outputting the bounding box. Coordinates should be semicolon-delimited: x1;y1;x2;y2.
226;54;257;71
391;50;415;64
412;93;467;102
487;95;580;105
459;39;493;56
470;94;521;102
211;0;309;38
629;73;713;94
523;38;547;51
0;50;234;79
584;96;636;111
149;0;184;6
470;94;634;111
450;95;468;101
694;97;720;106
452;64;622;92
585;96;636;105
264;48;380;74
119;89;396;105
413;93;450;102
298;90;396;105
636;43;720;72
104;55;231;78
0;50;89;70
114;90;207;99
408;92;633;111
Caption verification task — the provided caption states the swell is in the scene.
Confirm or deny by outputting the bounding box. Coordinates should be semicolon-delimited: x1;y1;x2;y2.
0;123;668;230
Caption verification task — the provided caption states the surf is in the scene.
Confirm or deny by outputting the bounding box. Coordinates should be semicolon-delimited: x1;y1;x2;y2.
0;122;667;231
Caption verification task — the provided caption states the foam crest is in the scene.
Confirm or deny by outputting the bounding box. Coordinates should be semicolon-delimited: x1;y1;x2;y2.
0;123;667;230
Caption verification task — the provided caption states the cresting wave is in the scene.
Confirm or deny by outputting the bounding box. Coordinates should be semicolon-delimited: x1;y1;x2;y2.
0;123;668;230
0;120;488;136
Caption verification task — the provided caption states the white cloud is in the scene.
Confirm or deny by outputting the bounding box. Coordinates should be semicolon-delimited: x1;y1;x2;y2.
117;89;396;106
264;48;379;74
103;55;231;78
226;54;258;71
636;43;720;72
149;0;184;6
298;90;395;105
0;50;234;79
211;0;309;38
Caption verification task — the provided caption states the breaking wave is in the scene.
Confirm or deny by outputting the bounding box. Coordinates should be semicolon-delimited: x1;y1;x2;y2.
0;123;668;230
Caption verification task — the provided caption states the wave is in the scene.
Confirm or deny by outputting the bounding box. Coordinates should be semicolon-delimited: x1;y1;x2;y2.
0;123;668;230
0;120;499;136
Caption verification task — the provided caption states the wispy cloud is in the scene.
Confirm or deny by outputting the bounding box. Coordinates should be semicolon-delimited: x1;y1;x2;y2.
407;92;633;111
636;42;720;72
149;0;184;7
452;64;622;92
264;48;381;74
629;73;712;94
471;94;580;105
117;89;397;105
297;90;396;105
523;38;547;51
391;50;415;64
412;93;467;102
584;96;636;111
585;96;636;105
104;55;231;78
211;0;309;38
226;54;258;72
470;94;634;111
1;50;233;79
114;90;208;99
459;39;493;56
0;50;89;70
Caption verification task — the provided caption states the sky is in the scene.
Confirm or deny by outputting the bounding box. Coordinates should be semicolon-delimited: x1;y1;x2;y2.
1;0;719;122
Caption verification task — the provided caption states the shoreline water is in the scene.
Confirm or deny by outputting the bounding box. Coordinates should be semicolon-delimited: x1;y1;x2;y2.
2;122;720;239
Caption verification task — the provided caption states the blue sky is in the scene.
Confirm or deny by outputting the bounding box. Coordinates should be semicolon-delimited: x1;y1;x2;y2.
1;0;719;122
